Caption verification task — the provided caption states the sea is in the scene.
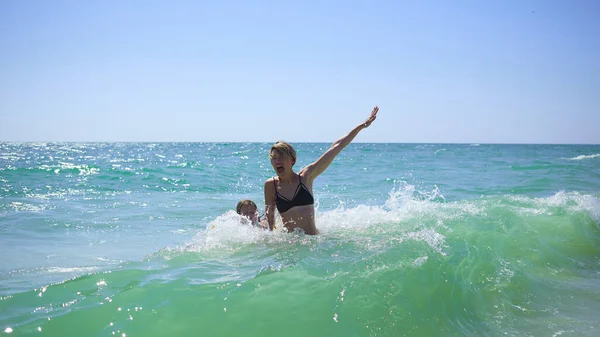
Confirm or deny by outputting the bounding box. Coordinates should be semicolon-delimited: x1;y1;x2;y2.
1;142;599;337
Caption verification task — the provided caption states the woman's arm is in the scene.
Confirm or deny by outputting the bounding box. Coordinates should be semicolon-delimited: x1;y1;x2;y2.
304;106;378;182
262;178;277;230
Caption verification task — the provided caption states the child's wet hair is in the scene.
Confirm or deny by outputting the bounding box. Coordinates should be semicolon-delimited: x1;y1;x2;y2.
236;199;257;214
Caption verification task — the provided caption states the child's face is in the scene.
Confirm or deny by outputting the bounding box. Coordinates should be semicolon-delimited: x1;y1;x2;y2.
239;205;259;224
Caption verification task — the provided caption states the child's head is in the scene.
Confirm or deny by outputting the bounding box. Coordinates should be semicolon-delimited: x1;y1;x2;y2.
236;199;259;224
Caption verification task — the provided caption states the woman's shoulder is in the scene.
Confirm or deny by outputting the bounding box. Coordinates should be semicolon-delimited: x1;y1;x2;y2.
264;176;277;187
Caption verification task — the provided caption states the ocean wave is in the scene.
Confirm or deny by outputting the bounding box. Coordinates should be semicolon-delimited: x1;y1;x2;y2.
566;153;600;160
180;184;600;261
3;185;599;337
6;201;51;213
41;162;100;176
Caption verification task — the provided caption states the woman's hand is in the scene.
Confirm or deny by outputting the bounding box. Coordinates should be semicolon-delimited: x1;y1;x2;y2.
361;106;379;129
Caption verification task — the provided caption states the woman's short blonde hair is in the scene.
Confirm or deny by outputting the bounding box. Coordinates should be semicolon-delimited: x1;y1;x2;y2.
269;141;296;165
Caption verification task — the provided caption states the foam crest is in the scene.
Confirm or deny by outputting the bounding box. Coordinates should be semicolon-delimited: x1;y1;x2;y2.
182;185;599;259
405;228;447;256
184;183;457;257
38;162;100;176
384;181;446;211
318;182;475;234
44;266;99;274
184;211;281;255
509;191;600;222
8;201;49;212
566;154;600;160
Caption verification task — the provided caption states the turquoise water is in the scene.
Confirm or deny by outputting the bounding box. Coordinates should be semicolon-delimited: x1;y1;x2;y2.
1;142;599;336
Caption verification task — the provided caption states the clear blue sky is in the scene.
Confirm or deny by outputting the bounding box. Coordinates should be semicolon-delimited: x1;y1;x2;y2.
1;0;598;143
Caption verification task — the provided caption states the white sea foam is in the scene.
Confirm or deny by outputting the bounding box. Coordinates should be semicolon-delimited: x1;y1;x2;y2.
184;183;600;258
566;153;600;160
186;183;456;256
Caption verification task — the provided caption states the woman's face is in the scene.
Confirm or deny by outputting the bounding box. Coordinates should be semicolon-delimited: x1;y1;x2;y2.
270;150;293;176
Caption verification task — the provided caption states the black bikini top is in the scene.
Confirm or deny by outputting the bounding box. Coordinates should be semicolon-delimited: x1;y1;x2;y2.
274;175;314;213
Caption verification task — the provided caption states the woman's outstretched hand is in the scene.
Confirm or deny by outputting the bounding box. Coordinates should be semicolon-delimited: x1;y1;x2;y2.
361;106;379;129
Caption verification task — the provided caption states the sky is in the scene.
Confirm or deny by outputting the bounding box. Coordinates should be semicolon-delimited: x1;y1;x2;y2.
1;0;599;144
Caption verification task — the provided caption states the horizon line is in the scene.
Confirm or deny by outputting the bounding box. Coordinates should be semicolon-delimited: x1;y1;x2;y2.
1;140;599;146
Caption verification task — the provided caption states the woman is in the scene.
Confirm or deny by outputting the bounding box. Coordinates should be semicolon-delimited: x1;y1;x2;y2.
262;106;379;235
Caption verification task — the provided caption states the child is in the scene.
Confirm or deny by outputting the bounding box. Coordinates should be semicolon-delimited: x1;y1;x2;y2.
236;199;266;228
